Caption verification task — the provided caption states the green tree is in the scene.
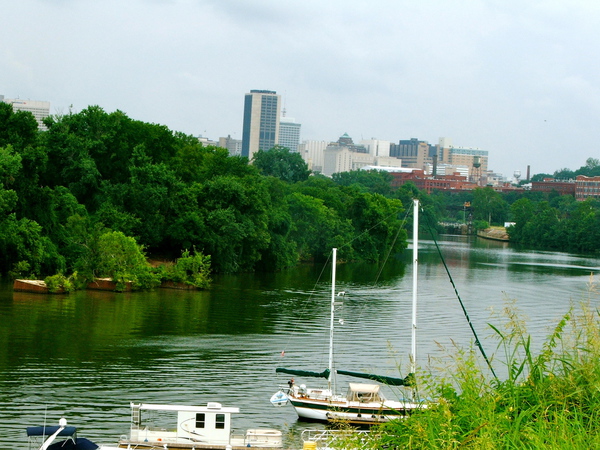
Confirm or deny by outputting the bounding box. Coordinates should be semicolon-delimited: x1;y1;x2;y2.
332;169;393;196
96;230;159;290
252;146;311;183
346;191;406;262
472;187;508;225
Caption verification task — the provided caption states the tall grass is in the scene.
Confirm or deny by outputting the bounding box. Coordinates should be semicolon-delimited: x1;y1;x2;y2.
357;288;600;449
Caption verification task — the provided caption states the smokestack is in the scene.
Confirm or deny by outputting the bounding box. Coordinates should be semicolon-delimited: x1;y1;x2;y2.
526;165;530;181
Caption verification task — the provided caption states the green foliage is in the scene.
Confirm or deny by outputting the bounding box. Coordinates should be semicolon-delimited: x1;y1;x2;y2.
473;220;489;231
96;231;159;291
0;103;39;150
44;273;74;293
252;146;311;183
364;298;600;449
160;249;212;289
472;187;509;225
332;169;393;196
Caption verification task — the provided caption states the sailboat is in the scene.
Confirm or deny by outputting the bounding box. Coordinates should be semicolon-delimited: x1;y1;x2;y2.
270;199;426;424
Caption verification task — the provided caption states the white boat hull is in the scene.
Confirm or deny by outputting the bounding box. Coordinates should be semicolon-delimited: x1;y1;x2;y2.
288;393;424;424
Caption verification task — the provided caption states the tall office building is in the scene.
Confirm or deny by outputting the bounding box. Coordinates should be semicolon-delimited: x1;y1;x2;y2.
278;118;301;153
241;90;281;159
2;95;50;131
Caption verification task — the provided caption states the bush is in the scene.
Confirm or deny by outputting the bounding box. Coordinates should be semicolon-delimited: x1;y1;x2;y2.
159;249;211;289
44;273;74;293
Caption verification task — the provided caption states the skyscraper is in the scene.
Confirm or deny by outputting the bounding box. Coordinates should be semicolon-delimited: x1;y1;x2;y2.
241;90;281;159
278;117;301;153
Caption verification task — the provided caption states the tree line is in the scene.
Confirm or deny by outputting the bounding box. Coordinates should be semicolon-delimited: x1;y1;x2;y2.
0;104;412;287
2;102;597;288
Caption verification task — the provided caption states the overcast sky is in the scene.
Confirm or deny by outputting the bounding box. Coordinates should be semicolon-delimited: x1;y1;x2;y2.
3;0;600;178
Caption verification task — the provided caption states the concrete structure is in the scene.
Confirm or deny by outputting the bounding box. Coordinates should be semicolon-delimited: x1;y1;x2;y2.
278;118;301;152
241;90;280;159
360;139;391;157
438;138;489;186
322;134;371;176
299;140;328;173
576;175;600;200
2;95;50;130
425;163;470;178
219;135;243;156
391;138;436;169
197;135;218;147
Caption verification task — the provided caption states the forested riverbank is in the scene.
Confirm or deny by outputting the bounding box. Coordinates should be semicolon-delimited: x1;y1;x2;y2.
2;102;600;289
0;103;412;286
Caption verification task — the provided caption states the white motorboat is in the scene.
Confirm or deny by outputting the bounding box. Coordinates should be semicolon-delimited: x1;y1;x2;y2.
110;402;283;449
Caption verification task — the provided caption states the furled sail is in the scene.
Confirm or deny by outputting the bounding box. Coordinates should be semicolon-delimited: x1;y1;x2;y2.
336;370;414;387
276;368;331;379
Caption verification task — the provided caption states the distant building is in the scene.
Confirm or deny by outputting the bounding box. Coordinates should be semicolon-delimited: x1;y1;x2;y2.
360;139;391;157
2;95;50;130
438;138;489;186
576;175;600;200
531;178;576;196
391;138;436;169
322;134;371;176
197;135;218;147
278;117;301;152
241;90;280;159
218;135;242;156
389;169;477;193
298;140;328;173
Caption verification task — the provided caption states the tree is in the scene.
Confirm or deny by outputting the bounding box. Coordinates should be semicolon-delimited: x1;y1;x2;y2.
472;187;508;225
332;169;393;196
96;230;159;290
252;146;311;183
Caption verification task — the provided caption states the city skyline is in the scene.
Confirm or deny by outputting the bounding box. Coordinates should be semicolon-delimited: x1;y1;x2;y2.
3;1;600;179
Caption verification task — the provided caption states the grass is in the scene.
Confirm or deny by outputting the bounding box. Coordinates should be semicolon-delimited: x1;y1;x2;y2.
339;284;600;449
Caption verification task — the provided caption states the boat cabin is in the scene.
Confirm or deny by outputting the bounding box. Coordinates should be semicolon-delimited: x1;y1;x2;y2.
128;402;239;446
346;383;385;403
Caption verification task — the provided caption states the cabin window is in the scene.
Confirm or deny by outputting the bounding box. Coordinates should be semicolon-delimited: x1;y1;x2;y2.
216;414;225;429
196;413;206;429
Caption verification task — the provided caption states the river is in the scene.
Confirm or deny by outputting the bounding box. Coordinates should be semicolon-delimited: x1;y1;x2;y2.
1;235;599;448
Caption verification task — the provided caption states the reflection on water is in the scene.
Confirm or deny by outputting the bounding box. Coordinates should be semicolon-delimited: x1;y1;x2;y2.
0;236;599;447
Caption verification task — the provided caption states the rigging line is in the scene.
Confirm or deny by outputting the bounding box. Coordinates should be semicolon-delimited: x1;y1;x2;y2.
348;206;410;340
276;251;333;369
335;203;406;255
422;208;499;380
375;205;412;284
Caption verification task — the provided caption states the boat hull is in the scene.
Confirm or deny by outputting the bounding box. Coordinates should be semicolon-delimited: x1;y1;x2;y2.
289;394;422;424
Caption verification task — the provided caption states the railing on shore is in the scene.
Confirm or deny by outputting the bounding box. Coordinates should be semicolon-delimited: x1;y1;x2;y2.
301;429;371;449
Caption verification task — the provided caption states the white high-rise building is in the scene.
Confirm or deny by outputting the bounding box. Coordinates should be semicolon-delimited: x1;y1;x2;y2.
278;118;301;153
298;140;328;173
2;96;50;130
360;139;391;157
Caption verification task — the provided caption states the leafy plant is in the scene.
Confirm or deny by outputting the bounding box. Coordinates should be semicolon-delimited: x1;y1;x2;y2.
362;293;600;449
159;249;211;289
44;273;74;293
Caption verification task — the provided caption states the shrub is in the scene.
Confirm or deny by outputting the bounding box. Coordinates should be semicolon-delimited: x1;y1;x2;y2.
44;273;74;293
160;249;211;289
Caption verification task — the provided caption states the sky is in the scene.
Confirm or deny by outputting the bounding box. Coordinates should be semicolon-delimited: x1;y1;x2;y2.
2;0;600;179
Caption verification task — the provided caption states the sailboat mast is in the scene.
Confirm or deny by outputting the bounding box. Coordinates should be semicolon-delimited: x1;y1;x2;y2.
411;200;419;375
329;248;337;392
